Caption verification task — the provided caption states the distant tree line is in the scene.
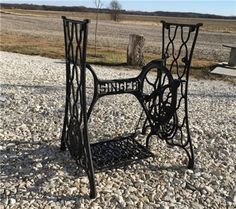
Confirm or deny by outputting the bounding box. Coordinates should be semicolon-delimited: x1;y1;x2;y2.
1;3;235;20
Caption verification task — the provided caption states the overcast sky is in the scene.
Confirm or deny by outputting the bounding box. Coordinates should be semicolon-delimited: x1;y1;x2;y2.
1;0;236;16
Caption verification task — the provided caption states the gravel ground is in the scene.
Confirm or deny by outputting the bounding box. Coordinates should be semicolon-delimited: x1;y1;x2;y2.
1;13;236;61
0;51;236;209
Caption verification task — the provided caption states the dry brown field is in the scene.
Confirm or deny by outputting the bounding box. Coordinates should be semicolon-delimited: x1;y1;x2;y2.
1;9;236;69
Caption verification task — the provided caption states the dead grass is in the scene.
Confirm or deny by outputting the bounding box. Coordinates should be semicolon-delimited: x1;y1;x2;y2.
1;32;216;70
0;31;218;81
1;8;236;33
0;33;127;63
0;33;64;58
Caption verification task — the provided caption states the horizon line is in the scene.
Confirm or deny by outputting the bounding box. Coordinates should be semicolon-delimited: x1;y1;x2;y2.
1;2;236;18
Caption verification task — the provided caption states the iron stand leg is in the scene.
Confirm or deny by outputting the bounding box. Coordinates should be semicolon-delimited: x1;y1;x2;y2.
182;121;194;169
186;137;194;169
60;120;67;151
85;151;96;198
83;131;96;198
60;95;68;151
185;104;194;169
145;133;152;149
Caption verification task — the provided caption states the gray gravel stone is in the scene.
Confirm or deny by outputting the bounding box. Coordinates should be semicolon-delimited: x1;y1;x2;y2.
9;198;16;205
0;52;235;209
0;95;6;102
191;202;204;209
205;185;215;193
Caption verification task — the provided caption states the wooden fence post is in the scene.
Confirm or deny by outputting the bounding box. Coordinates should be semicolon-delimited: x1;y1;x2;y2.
127;34;145;66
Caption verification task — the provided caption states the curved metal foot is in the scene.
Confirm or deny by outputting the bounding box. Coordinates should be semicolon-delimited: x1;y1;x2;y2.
60;141;66;151
60;129;66;151
87;165;96;199
145;133;152;149
187;157;194;169
60;99;68;152
83;134;96;199
141;118;148;135
89;187;96;199
184;143;194;169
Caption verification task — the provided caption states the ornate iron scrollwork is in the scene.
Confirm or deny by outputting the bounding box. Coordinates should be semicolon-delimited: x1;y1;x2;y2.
145;21;202;169
137;61;180;146
148;79;180;136
66;117;83;160
61;17;96;198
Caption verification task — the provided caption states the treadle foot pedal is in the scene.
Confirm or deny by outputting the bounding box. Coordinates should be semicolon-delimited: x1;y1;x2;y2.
81;135;154;171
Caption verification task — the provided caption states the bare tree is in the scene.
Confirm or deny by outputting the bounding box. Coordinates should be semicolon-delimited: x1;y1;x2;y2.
94;0;103;56
109;0;122;21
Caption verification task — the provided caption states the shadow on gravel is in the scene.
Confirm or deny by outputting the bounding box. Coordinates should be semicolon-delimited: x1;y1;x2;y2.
1;139;91;201
0;83;65;91
1;138;192;202
188;92;236;98
124;154;189;176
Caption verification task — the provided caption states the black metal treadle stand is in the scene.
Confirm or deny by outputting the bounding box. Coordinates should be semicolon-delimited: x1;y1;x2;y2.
60;16;202;198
